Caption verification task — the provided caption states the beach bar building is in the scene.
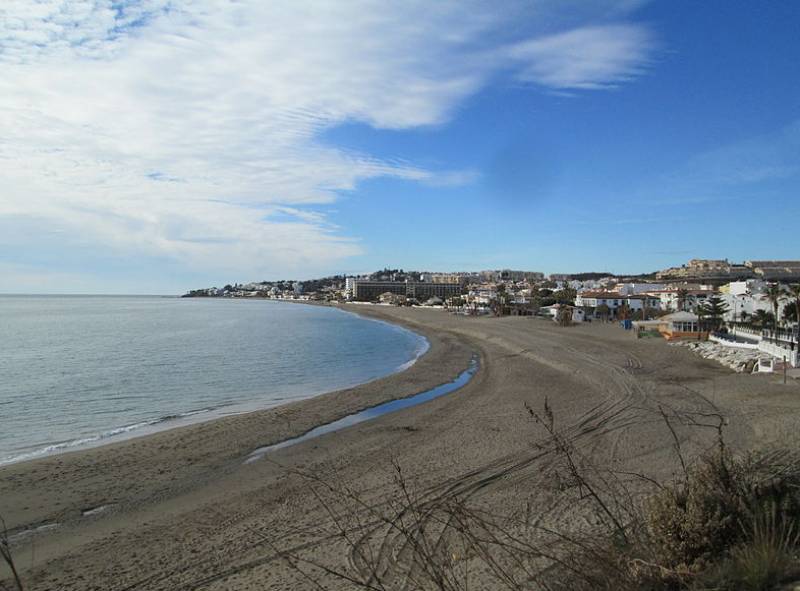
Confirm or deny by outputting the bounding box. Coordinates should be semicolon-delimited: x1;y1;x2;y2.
657;311;709;341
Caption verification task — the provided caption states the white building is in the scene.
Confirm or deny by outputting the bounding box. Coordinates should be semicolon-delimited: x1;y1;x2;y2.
613;282;667;296
719;282;790;322
575;291;662;317
649;289;715;312
467;288;497;306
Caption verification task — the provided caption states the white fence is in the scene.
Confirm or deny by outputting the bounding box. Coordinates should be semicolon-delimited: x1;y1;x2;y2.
758;340;799;368
709;334;760;350
731;325;762;341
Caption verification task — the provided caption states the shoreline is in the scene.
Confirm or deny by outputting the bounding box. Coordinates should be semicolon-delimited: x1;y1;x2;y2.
0;304;475;536
0;300;430;468
4;307;800;590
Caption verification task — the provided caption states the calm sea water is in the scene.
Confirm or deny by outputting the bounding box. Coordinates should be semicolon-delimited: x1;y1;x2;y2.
0;296;427;465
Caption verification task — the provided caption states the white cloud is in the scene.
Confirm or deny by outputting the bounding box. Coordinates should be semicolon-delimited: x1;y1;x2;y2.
0;1;655;285
508;24;654;90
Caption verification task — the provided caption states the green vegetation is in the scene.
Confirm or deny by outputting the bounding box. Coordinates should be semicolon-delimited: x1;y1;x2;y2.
553;287;577;305
566;272;615;281
701;294;729;331
753;309;776;329
764;284;786;332
784;284;800;324
677;288;689;312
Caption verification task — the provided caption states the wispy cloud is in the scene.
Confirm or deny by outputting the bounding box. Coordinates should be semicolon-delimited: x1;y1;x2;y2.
507;24;654;90
0;1;655;284
686;119;800;185
647;118;800;206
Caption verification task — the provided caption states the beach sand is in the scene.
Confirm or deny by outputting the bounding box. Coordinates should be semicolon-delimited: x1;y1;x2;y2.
2;306;799;589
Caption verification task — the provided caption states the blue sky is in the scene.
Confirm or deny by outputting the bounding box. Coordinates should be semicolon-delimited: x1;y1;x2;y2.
1;1;798;293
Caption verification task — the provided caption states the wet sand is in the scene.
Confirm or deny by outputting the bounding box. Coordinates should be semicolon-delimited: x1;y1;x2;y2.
2;306;799;589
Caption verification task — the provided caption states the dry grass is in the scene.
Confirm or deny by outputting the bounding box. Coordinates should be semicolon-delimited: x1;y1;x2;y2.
0;516;24;591
269;404;800;591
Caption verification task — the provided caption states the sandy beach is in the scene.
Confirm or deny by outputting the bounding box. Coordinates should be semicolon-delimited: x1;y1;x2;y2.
2;305;799;590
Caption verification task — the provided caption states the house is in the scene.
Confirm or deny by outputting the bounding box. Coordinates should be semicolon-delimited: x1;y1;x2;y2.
657;311;709;341
718;280;785;322
650;288;715;312
467;288;497;306
575;291;662;318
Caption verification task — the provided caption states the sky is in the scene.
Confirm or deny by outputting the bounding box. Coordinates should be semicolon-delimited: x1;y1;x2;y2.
1;0;798;294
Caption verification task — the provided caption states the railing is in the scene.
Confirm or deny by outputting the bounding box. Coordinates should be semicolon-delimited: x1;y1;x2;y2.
728;322;799;345
709;333;760;350
763;326;799;344
729;324;762;340
758;340;799;368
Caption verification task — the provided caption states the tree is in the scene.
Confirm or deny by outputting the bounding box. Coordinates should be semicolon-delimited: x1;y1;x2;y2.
753;309;774;329
764;284;786;334
785;283;800;327
556;305;573;326
617;302;631;320
696;304;705;338
494;284;508;316
553;287;577;305
700;295;729;332
596;303;611;321
676;288;689;312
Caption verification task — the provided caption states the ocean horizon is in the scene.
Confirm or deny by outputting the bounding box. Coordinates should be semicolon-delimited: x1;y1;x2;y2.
0;296;427;465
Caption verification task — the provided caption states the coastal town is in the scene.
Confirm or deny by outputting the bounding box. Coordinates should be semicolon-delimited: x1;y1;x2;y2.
185;258;800;370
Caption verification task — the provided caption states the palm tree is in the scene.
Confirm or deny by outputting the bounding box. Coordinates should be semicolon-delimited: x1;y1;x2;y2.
617;302;631;321
753;309;772;328
764;284;786;336
786;283;800;329
696;304;706;339
676;288;689;312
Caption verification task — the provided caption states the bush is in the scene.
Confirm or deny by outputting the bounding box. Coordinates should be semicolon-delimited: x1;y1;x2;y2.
267;409;800;591
695;503;800;590
646;449;800;574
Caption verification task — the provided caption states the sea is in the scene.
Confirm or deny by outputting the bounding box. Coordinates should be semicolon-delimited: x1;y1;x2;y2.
0;296;428;465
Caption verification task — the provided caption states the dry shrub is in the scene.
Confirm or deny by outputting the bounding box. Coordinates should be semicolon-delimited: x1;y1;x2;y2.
696;504;800;591
551;445;800;591
273;408;800;591
646;448;800;573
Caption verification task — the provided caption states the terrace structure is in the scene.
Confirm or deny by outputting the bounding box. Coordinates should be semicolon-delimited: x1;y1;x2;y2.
657;311;709;341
